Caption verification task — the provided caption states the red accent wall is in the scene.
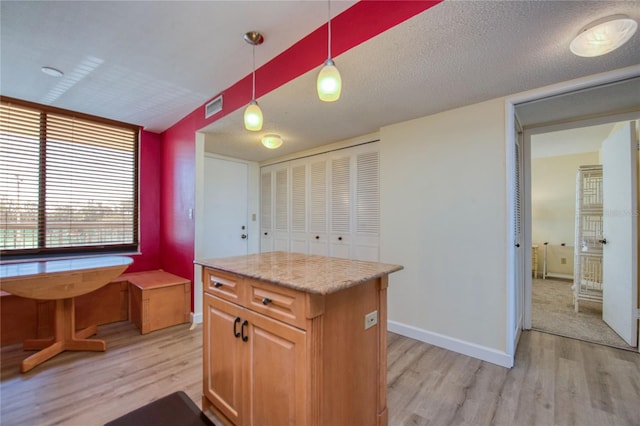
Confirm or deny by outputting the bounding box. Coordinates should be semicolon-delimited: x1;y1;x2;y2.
159;1;442;311
160;115;197;293
128;130;162;272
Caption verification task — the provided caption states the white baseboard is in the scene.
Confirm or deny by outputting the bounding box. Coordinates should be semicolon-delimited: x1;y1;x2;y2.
191;311;203;324
388;320;513;368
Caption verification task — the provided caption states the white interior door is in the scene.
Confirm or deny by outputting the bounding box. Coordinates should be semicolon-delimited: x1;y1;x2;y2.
514;129;525;334
602;122;638;346
203;156;248;258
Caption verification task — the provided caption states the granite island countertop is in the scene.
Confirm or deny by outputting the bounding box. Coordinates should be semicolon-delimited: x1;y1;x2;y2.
195;251;403;295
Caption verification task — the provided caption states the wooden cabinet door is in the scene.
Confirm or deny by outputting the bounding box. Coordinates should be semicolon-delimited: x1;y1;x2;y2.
243;309;307;426
203;293;244;425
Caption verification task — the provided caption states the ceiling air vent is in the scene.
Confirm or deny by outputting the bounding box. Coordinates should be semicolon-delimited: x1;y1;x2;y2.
205;95;223;118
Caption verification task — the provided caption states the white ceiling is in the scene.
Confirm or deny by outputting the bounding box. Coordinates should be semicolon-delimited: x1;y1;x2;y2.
531;123;616;159
2;1;639;162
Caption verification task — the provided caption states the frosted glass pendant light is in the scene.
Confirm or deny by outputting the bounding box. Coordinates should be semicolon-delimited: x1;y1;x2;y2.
244;101;263;131
570;16;637;57
317;0;342;102
244;31;264;131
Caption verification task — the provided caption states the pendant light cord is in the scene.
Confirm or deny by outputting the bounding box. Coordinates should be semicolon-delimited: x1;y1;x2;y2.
252;45;256;100
327;0;332;60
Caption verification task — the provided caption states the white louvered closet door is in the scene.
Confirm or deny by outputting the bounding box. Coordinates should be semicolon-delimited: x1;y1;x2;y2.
274;167;290;251
309;159;329;256
258;142;380;258
260;169;273;252
353;150;380;261
290;163;307;254
330;155;351;259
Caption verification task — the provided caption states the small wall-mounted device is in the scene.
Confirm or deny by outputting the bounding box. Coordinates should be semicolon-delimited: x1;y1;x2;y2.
364;310;378;330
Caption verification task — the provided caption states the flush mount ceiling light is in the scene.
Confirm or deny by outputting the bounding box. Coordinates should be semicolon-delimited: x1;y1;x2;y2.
41;66;64;77
570;15;638;57
244;31;264;131
317;0;342;102
261;134;283;149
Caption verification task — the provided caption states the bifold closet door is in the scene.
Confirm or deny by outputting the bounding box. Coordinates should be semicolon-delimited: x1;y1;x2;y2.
260;169;273;252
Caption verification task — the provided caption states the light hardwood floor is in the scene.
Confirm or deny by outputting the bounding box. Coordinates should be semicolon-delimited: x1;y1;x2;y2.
1;321;639;425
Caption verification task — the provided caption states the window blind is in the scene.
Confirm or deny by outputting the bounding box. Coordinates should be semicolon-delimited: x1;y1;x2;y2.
0;97;139;257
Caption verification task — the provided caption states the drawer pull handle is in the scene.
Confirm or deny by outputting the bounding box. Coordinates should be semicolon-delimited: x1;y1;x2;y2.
213;281;223;288
261;297;272;305
241;320;249;342
233;317;241;338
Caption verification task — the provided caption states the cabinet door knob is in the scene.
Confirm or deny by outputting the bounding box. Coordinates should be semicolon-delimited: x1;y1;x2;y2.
241;320;249;342
338;236;342;241
262;297;272;305
315;236;320;240
233;317;241;338
264;232;268;236
213;281;223;288
241;234;247;239
599;238;607;245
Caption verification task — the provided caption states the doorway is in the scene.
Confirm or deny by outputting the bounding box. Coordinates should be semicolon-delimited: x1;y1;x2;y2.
193;140;259;323
510;75;640;354
528;121;638;350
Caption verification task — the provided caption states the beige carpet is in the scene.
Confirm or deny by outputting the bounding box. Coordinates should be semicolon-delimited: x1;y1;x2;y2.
531;278;636;351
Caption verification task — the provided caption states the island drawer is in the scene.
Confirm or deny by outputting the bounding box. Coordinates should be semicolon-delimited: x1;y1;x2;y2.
203;268;243;304
246;279;306;329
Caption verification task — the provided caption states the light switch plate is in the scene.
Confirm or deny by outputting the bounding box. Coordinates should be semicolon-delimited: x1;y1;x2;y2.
364;310;378;330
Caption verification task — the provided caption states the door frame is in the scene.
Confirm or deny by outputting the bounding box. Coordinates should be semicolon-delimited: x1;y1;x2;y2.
504;66;640;360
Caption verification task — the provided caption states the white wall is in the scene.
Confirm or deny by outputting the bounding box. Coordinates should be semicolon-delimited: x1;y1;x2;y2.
531;151;599;276
531;151;599;247
380;98;510;362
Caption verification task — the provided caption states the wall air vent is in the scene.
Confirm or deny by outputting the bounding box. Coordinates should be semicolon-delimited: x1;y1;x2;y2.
205;95;223;118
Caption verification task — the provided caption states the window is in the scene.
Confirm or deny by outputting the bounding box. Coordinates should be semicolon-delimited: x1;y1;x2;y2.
0;97;139;257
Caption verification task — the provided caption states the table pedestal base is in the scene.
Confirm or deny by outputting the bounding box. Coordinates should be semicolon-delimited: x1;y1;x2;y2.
21;298;106;373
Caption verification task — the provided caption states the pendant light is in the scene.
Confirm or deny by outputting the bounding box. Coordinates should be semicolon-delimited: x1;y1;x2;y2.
317;0;341;102
570;15;637;57
244;31;264;131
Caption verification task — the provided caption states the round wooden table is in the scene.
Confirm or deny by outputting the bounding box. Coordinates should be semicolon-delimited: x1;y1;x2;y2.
0;256;133;373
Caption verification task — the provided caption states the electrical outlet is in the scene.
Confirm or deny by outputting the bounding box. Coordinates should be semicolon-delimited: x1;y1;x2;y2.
364;310;378;330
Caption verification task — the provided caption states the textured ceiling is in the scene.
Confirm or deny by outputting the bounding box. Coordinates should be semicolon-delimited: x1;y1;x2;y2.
2;1;639;163
0;0;355;131
202;0;640;161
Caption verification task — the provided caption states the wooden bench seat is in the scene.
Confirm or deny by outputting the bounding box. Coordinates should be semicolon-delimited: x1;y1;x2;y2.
123;270;191;335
